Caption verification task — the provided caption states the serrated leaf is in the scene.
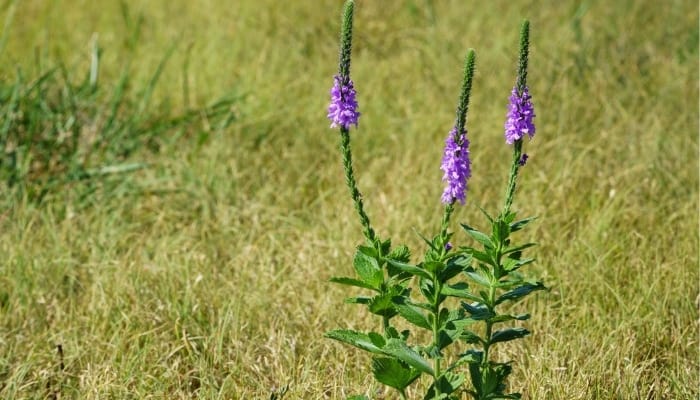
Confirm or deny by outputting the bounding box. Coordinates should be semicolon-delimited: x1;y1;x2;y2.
369;292;398;318
387;244;411;263
502;257;535;272
394;299;431;330
325;329;384;354
423;372;465;399
387;259;432;280
495;282;546;305
382;339;434;376
492;219;511;244
357;245;379;259
464;270;492;288
423;261;444;275
461;223;494;248
441;282;481;302
330;277;379;292
353;251;384;289
371;357;421;390
490;327;530;344
510;216;537;232
368;332;386;348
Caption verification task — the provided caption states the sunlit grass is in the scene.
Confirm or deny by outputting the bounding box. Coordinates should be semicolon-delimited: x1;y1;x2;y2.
0;0;697;398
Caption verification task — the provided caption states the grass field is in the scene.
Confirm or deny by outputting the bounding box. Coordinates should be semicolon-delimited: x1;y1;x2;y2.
0;0;698;398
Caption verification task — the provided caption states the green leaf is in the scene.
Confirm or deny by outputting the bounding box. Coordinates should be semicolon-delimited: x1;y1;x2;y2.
490;327;530;344
371;357;421;390
423;261;444;275
441;254;472;281
488;313;530;323
461;302;494;320
503;242;536;255
495;282;546;305
387;244;411;263
394;298;431;330
346;396;370;400
419;278;437;304
510;216;537;232
382;339;434;376
465;248;494;266
502;257;535;272
492;219;511;244
330;277;378;292
353;250;384;289
357;245;379;259
460;329;483;344
368;332;386;348
464;270;491;288
369;292;398;318
325;329;384;354
441;282;481;302
344;296;371;304
461;224;494;248
423;372;465;399
387;259;432;280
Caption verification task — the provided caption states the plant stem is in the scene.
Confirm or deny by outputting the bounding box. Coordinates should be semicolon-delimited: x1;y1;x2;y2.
339;127;376;244
433;299;442;396
502;139;522;215
440;202;454;248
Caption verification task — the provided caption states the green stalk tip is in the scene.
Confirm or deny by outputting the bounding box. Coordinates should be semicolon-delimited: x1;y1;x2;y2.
454;49;476;136
339;0;355;78
517;20;530;92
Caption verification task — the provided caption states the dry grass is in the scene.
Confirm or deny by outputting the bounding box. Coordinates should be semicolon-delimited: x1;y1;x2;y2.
0;0;698;398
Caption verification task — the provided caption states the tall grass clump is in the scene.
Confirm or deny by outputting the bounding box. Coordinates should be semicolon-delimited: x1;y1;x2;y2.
325;1;545;398
0;26;239;201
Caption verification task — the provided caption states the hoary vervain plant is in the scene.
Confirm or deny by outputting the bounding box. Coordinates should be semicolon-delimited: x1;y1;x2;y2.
324;2;544;399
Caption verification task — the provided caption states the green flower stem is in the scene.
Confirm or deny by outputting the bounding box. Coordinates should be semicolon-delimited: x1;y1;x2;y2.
338;1;354;79
440;202;455;247
432;279;443;396
340;127;377;244
516;20;529;94
503;139;522;215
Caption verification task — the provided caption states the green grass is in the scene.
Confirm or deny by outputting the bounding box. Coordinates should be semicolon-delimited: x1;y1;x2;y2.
0;0;697;398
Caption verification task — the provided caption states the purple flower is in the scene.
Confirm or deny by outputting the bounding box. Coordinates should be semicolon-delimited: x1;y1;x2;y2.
504;86;535;144
445;242;453;251
440;127;471;205
327;75;360;129
519;153;529;166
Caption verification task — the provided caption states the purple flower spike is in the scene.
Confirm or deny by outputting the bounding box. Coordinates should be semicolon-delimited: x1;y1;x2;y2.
327;75;360;129
519;153;529;166
440;127;471;205
504;86;535;144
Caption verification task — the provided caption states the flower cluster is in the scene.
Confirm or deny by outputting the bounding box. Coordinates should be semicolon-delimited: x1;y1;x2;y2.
440;127;471;204
504;86;535;144
327;75;360;129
